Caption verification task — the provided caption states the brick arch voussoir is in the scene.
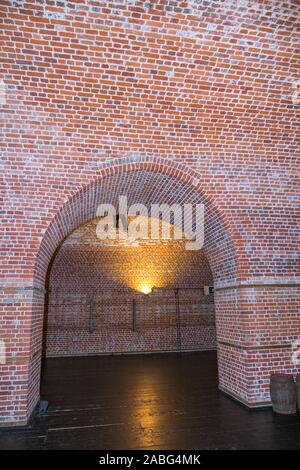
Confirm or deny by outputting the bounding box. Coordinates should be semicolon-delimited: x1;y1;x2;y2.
34;156;242;288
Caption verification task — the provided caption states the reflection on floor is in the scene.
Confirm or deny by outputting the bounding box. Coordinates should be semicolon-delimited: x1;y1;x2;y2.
1;351;300;450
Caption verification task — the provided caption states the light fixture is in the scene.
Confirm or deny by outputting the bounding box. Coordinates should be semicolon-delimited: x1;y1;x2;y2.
140;285;152;295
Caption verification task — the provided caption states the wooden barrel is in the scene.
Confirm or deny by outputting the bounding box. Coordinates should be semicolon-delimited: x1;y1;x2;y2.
270;374;296;415
296;374;300;411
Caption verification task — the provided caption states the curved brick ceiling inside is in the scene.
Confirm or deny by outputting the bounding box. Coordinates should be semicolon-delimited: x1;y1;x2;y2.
35;169;236;286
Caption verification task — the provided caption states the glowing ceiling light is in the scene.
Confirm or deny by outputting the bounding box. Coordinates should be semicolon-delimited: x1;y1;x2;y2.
140;285;152;295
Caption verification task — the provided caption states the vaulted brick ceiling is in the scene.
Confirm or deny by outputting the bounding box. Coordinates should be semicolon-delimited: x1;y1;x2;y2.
36;169;236;287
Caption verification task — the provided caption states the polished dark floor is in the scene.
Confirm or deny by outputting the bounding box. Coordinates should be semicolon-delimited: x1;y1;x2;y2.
1;351;300;450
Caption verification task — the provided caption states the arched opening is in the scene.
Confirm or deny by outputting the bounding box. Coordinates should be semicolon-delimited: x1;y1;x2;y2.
29;161;244;423
2;158;253;428
30;163;242;445
34;163;239;289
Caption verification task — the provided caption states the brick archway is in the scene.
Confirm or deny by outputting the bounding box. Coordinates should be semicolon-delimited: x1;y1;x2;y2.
1;157;299;427
34;156;242;287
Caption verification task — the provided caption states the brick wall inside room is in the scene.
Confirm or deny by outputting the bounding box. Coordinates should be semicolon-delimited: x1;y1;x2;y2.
46;218;216;356
1;0;299;424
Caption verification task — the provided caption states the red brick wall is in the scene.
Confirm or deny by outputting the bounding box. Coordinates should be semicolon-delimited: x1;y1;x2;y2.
1;1;299;425
46;218;216;355
216;285;300;404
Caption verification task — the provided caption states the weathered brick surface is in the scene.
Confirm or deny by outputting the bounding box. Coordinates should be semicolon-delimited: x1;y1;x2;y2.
216;286;300;403
0;1;299;424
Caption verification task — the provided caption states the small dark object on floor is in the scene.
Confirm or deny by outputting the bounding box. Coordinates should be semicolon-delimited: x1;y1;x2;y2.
37;400;48;417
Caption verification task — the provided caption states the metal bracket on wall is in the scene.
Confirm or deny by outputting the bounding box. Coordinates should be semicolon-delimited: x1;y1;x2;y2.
175;288;182;353
132;298;137;332
88;299;94;334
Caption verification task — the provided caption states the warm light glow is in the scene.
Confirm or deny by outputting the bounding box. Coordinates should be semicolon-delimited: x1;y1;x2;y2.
140;285;152;295
77;216;206;292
